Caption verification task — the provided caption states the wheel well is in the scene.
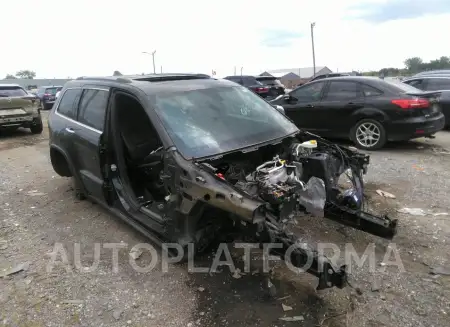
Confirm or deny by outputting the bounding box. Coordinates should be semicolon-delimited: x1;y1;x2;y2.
50;148;72;177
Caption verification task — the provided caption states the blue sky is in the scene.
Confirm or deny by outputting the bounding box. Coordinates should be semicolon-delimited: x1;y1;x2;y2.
2;0;450;78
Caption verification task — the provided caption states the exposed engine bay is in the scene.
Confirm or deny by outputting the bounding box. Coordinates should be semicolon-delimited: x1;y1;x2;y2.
195;131;398;290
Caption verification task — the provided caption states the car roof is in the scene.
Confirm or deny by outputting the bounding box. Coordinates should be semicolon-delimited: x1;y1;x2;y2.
405;75;450;80
64;73;238;96
0;83;22;87
308;76;381;83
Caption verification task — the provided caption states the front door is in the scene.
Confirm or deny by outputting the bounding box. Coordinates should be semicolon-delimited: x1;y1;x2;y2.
279;81;327;131
70;87;110;203
318;80;364;136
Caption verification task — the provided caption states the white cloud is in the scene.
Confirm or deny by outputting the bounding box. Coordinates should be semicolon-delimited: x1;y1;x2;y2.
2;0;450;79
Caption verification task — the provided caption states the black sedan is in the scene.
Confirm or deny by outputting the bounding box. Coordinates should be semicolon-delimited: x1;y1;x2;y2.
270;76;445;150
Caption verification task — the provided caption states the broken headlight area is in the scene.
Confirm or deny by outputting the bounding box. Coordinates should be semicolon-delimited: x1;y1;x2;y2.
194;131;397;290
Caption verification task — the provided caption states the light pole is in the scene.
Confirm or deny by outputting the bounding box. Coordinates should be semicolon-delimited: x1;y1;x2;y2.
310;22;316;76
142;50;156;74
240;67;243;76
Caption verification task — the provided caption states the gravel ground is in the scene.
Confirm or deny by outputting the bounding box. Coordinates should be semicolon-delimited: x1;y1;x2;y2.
1;112;450;327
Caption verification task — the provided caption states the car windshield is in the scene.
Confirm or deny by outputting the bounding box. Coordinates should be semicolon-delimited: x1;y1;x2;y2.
45;87;59;95
0;86;28;97
257;78;283;86
384;79;421;93
149;85;298;158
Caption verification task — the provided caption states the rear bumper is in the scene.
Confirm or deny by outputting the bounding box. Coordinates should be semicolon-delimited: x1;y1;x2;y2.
386;113;446;141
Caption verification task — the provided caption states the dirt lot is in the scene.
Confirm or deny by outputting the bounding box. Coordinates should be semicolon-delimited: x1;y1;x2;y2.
1;112;450;327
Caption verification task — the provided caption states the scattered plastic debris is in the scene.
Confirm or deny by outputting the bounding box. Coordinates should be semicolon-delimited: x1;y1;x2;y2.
430;266;450;276
1;262;30;277
129;248;143;260
27;190;46;196
282;303;293;311
397;208;427;216
267;279;277;297
279;316;304;322
197;287;205;292
433;212;449;216
376;190;396;199
232;268;242;279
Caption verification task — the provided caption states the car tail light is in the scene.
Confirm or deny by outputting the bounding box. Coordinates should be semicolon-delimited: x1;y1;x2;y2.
391;98;429;109
256;87;269;93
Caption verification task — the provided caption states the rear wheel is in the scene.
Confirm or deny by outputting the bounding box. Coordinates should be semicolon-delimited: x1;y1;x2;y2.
30;114;43;134
351;119;386;150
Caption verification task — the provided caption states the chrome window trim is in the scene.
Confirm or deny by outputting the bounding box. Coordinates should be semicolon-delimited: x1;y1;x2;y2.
54;87;109;134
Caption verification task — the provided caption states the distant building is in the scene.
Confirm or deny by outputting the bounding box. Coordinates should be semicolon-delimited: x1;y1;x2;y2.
260;66;333;88
1;78;72;90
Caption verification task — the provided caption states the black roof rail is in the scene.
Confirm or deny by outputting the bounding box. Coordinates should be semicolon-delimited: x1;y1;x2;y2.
75;76;133;83
131;73;211;82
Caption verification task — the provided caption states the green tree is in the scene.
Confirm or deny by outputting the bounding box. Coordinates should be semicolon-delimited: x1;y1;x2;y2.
404;57;423;73
113;70;122;76
4;74;16;79
15;70;36;79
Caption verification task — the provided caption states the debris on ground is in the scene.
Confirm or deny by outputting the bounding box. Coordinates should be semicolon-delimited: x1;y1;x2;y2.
376;189;396;199
267;279;277;297
62;300;84;305
371;280;381;292
129;248;143;260
27;190;46;196
232;268;243;279
197;287;205;292
112;309;123;320
282;303;293;312
397;208;427;216
279;316;304;322
1;261;30;277
430;266;450;276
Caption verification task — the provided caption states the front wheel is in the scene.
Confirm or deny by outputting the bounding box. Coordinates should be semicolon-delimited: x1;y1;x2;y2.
350;119;387;150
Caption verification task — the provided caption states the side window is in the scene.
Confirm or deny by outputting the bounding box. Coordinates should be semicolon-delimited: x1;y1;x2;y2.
405;79;424;90
323;81;360;101
57;89;82;119
361;84;383;97
226;77;243;85
290;81;326;102
77;89;109;131
425;78;450;91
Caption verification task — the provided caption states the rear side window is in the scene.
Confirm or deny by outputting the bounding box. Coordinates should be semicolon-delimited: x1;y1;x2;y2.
361;84;383;97
405;79;425;90
323;81;360;100
258;78;283;86
57;89;82;120
77;89;109;131
0;86;28;97
425;78;450;91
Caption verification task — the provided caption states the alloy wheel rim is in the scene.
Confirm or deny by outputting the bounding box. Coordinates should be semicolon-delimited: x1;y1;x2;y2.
356;122;381;147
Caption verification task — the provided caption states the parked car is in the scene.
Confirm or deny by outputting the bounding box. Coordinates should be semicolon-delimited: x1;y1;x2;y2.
36;85;63;109
308;73;350;83
223;75;270;98
270;76;445;150
412;70;450;78
403;75;450;128
254;76;286;98
48;74;396;289
0;84;43;133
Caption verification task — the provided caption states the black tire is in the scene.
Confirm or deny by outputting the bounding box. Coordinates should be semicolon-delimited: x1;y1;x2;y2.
350;118;387;150
30;114;43;134
72;176;87;200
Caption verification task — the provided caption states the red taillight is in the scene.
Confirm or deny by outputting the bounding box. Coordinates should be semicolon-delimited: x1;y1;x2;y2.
256;87;269;93
391;98;429;109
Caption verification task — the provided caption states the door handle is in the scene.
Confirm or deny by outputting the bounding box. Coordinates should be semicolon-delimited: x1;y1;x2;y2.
65;127;76;133
346;102;362;107
306;104;314;108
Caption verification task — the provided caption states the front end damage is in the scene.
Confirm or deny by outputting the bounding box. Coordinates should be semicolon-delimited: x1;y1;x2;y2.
186;131;397;290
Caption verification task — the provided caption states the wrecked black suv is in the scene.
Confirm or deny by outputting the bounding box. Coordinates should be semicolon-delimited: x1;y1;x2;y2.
48;74;398;289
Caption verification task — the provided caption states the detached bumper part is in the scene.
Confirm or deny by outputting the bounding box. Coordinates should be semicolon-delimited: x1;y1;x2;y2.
325;204;398;239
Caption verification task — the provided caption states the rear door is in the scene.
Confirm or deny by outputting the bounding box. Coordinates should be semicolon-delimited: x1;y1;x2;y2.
422;78;450;120
280;81;326;130
70;87;110;203
318;80;364;135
